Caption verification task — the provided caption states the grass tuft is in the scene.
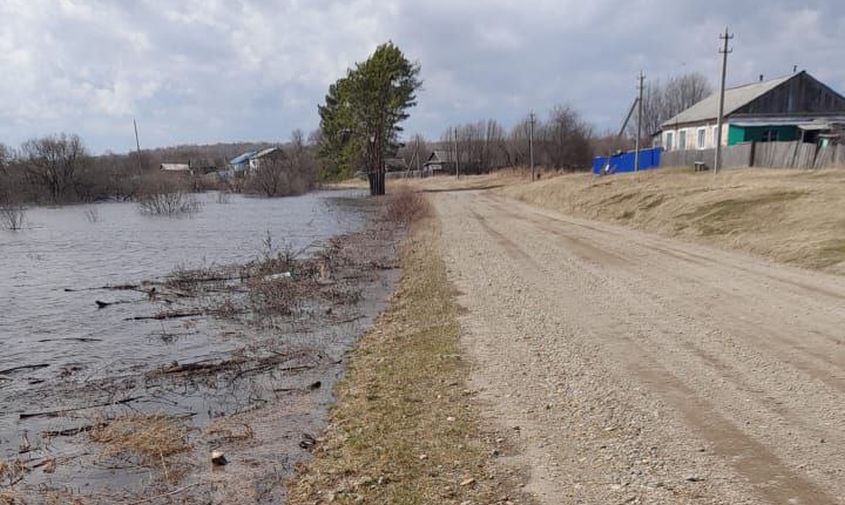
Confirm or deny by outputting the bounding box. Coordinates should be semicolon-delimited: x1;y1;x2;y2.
89;415;191;470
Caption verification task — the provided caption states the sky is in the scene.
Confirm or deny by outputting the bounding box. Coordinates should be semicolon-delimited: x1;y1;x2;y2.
1;0;844;154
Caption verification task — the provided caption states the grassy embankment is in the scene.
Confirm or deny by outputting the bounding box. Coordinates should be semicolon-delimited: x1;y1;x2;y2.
287;190;530;505
492;168;845;274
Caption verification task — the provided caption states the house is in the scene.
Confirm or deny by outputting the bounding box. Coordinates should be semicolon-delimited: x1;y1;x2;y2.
159;163;191;173
659;71;845;152
423;150;454;173
248;147;283;172
227;151;256;175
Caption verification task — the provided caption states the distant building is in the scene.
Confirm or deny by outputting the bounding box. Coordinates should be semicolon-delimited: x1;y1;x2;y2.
227;151;256;175
423;150;455;173
659;71;845;151
221;148;283;179
159;163;191;173
248;147;283;172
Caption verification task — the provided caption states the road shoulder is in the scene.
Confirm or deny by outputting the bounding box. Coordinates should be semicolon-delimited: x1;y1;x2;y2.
286;204;534;505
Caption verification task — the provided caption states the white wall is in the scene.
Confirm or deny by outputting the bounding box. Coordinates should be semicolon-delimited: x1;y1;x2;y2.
662;122;728;151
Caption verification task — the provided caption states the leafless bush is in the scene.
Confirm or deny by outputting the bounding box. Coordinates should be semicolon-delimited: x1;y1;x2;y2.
138;192;201;216
216;190;232;204
137;176;202;217
84;205;101;223
0;205;25;231
246;276;312;316
382;187;430;224
0;458;28;488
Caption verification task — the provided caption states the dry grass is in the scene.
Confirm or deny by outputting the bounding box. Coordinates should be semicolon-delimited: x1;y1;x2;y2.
0;459;27;489
89;415;191;472
380;185;431;224
287;207;532;505
494;168;845;274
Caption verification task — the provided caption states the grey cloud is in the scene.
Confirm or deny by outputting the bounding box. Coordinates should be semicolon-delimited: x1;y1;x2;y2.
1;0;843;153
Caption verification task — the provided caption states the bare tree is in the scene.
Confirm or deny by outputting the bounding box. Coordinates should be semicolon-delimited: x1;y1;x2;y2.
508;116;534;167
446;119;509;174
542;105;593;170
136;175;202;216
20;133;88;203
664;73;712;119
635;72;713;144
0;204;25;230
250;149;292;197
0;188;25;231
288;129;317;194
0;143;10;176
396;133;431;172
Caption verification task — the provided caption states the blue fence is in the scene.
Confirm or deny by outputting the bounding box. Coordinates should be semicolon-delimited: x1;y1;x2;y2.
592;147;661;175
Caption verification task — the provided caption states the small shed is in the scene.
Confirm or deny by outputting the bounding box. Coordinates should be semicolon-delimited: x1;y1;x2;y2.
159;163;191;173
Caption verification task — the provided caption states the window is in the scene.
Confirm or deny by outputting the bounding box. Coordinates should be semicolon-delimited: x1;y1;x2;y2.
678;130;687;150
697;128;706;149
665;131;674;151
713;127;719;147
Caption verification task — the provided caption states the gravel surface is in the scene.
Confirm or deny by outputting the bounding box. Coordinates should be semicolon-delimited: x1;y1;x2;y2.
434;189;844;505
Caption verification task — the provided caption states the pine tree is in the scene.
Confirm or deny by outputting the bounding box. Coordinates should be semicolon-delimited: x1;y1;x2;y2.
317;42;421;195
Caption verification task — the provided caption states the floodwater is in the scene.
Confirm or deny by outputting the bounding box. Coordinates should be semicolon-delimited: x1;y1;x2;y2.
0;190;374;494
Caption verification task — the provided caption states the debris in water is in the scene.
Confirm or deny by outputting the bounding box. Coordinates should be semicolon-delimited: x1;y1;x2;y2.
211;450;228;466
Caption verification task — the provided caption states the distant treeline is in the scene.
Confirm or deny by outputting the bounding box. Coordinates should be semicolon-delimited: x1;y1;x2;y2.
0;132;318;205
360;72;713;178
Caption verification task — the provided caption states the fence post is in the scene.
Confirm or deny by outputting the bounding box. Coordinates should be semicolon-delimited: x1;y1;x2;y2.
749;141;756;168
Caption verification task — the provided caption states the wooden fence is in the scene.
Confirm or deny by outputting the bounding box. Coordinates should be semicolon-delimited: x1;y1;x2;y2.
660;141;845;170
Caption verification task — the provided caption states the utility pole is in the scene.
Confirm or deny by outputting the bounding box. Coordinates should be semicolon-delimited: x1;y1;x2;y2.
529;111;536;181
634;70;645;171
453;127;460;178
415;136;421;174
133;118;143;172
714;27;733;174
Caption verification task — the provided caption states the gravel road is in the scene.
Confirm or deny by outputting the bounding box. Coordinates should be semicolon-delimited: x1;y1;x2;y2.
433;189;844;505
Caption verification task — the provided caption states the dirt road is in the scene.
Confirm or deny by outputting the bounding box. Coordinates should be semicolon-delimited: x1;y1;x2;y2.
433;189;844;505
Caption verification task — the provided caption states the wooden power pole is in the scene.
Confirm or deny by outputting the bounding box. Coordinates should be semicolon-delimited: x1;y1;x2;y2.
453;127;460;178
714;27;733;173
133;118;143;172
529;111;536;181
634;71;645;171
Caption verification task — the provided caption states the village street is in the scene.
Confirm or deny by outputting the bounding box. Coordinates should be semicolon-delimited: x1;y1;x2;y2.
434;189;844;505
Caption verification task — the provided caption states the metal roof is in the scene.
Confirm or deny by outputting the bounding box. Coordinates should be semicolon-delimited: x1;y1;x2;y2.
729;115;845;127
661;74;793;127
229;151;256;165
251;147;281;159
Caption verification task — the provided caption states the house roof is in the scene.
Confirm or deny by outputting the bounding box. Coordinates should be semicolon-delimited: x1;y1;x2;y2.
425;150;454;164
252;147;281;159
661;74;793;127
229;151;256;165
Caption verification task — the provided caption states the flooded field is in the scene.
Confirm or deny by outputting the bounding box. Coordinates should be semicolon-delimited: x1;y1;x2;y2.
0;190;397;503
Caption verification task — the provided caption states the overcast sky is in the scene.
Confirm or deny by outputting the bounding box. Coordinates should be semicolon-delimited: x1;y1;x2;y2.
1;0;844;153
